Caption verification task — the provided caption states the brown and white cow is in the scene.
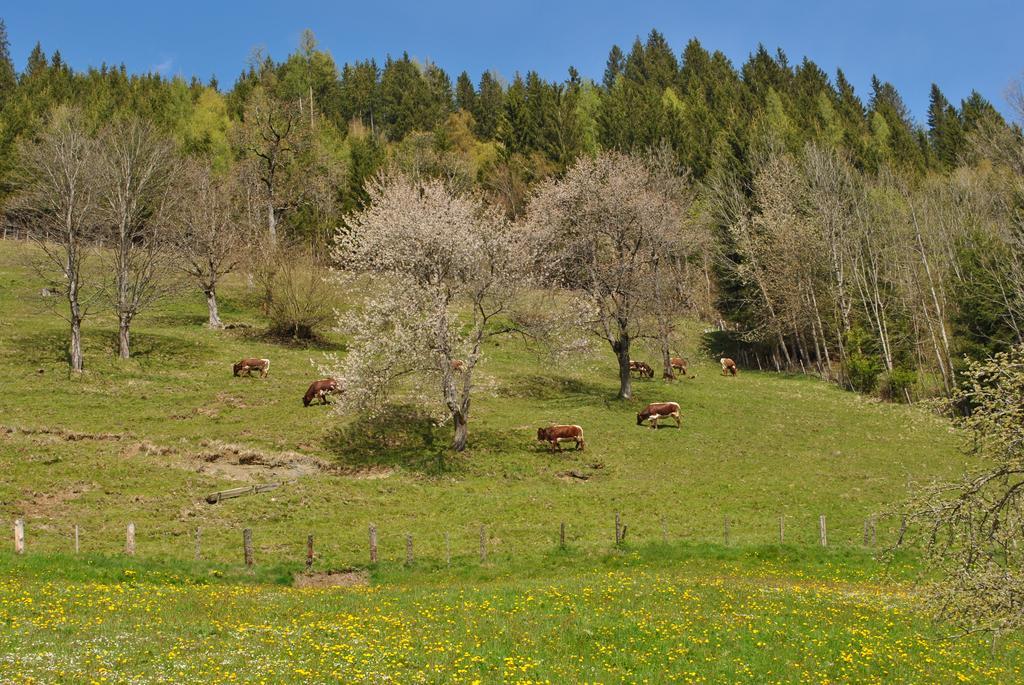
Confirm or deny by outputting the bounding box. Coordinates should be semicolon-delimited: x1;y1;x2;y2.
303;378;340;407
629;360;654;378
450;359;466;373
720;357;738;376
670;357;688;376
536;425;585;452
233;358;270;378
636;401;681;430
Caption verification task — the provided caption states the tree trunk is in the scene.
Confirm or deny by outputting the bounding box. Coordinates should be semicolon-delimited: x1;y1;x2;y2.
205;287;223;329
267;201;277;247
69;314;83;373
660;334;674;380
451;411;468;453
614;335;632;400
118;317;131;360
68;274;84;372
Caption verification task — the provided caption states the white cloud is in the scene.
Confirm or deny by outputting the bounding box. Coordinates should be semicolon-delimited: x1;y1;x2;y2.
152;57;174;75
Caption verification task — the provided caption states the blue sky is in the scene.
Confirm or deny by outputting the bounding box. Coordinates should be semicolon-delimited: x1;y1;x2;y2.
3;1;1021;123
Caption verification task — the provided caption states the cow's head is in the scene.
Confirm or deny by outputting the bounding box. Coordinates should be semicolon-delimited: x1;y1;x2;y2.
232;361;242;376
537;427;548;442
636;412;645;426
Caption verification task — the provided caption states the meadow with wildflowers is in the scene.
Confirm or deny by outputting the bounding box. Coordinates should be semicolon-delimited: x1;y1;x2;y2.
1;549;1020;683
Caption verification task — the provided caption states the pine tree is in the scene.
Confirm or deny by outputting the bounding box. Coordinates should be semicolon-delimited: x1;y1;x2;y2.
474;70;504;139
339;59;379;130
0;19;15;105
602;45;624;90
869;75;925;172
455;71;476;112
497;74;536;154
960;90;1003;132
927;83;966;167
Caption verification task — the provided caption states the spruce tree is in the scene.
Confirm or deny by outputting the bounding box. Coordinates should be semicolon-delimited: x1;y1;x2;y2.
0;19;15;105
474;70;504;139
497;74;536;154
927;83;965;167
602;45;624;90
455;71;476;112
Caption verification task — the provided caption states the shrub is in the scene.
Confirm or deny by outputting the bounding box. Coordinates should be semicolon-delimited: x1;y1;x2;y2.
879;367;917;402
256;249;334;340
843;352;882;393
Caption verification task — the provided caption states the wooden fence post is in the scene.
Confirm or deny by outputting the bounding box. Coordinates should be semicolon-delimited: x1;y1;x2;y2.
306;534;314;571
405;534;413;566
445;532;451;566
74;524;80;554
863;518;870;547
559;522;566;550
479;524;487;563
871;516;878;547
243;528;254;569
614;512;622;546
369;524;378;564
779;515;785;544
194;527;201;561
819;515;827;547
13;519;24;555
125;522;135;556
723;515;730;545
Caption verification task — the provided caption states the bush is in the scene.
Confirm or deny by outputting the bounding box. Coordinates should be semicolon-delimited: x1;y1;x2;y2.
256;249;334;340
879;367;916;402
843;352;882;393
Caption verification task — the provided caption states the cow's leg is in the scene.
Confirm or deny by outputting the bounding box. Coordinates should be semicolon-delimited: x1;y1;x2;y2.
649;416;658;430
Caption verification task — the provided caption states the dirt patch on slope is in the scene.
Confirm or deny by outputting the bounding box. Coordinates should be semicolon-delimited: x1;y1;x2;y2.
193;441;332;481
15;483;93;518
293;569;369;589
0;425;128;442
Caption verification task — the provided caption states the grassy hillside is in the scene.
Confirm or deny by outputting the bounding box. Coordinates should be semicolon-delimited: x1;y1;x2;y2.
0;237;970;565
2;240;1017;683
0;241;967;566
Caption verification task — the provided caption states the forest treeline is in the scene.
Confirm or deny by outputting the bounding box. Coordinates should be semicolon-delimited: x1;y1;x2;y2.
1;21;1022;399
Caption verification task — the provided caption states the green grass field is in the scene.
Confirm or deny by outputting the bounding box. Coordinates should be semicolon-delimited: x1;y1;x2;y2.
0;240;1017;683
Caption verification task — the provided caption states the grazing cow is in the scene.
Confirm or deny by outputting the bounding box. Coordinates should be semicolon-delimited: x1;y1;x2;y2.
450;359;466;373
720;357;738;376
233;358;270;378
303;378;340;407
629;360;654;378
670;357;688;376
536;425;585;452
636;401;681;430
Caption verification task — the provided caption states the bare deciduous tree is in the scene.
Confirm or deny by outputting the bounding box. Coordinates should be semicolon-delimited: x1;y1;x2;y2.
14;106;99;372
95;118;180;359
172;162;245;328
327;173;528;454
526;151;686;399
236;86;339;247
898;344;1024;637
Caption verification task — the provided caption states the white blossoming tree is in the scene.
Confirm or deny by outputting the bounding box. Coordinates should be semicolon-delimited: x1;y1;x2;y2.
526;151;689;400
327;172;529;456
